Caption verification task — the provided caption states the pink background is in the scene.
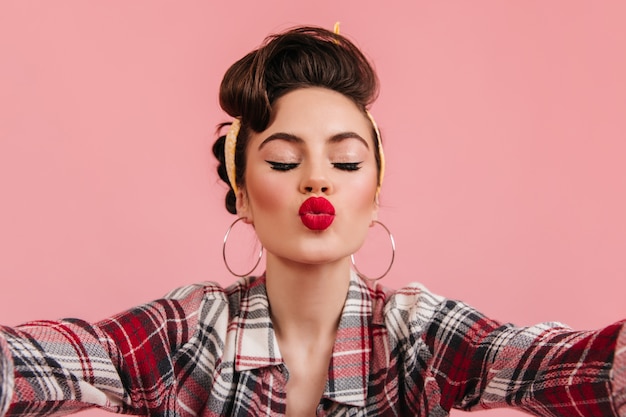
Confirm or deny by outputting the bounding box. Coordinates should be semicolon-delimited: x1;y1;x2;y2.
1;2;625;416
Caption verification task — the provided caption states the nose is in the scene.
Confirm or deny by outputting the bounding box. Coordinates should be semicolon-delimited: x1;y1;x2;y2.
299;163;332;194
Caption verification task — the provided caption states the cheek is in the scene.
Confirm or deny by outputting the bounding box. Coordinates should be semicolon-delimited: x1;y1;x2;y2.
245;170;292;215
347;171;378;210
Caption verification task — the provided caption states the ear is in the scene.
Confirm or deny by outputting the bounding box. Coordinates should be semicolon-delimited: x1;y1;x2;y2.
235;188;253;224
370;194;379;226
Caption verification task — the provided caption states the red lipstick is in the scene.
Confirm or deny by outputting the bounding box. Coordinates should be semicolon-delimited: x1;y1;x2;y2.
298;197;335;231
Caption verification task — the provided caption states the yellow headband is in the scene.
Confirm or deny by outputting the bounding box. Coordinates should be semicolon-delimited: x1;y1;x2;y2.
224;112;385;196
366;109;386;196
224;118;240;195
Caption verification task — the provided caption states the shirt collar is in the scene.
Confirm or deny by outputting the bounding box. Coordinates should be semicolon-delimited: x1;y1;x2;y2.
233;271;378;407
232;275;283;370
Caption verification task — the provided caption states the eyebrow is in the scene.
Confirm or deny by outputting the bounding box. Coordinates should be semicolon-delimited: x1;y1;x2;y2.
258;131;370;150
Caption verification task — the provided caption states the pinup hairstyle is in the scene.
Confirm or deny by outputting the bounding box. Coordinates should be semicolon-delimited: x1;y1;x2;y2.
212;26;381;214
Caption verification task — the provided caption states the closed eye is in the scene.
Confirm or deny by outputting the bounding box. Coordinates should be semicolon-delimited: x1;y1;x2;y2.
266;161;300;171
333;162;363;171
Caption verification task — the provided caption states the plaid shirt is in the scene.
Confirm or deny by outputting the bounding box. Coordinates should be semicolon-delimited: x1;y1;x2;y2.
1;273;625;417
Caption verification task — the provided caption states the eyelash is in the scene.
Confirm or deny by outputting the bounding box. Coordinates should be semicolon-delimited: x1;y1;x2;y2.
265;161;363;172
333;162;362;171
266;161;299;171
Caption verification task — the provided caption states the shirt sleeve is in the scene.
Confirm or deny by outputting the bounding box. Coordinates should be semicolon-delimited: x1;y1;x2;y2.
0;331;14;417
0;283;210;417
614;327;626;415
414;290;626;416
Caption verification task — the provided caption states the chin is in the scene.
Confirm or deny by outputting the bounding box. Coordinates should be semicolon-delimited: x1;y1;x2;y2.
294;248;357;267
270;249;348;267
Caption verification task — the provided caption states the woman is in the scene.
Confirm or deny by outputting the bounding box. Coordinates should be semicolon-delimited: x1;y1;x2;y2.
1;26;624;417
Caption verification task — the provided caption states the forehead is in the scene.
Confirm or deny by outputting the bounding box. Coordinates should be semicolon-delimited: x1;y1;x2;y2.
261;87;374;141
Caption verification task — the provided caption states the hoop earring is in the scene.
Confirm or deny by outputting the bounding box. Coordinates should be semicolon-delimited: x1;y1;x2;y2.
351;220;395;281
222;217;263;277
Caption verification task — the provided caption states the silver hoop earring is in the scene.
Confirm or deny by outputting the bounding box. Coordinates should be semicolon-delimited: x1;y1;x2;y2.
351;220;395;281
222;217;263;277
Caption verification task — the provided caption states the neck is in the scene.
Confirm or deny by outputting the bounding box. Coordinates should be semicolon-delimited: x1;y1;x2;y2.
265;253;351;342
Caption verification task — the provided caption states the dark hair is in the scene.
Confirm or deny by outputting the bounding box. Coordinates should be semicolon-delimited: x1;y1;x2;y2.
212;26;380;214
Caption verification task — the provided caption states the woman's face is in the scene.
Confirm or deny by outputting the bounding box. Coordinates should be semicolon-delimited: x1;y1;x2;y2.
237;87;379;266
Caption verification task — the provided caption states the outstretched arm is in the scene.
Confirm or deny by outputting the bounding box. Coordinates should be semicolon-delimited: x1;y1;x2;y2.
427;299;626;415
0;283;212;417
392;283;626;416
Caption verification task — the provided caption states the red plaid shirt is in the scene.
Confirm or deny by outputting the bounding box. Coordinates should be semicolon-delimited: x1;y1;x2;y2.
1;273;625;416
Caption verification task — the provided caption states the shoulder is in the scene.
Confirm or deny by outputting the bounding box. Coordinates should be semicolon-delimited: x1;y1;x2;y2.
99;276;264;346
370;280;448;320
98;277;261;334
162;275;261;305
386;282;446;308
371;280;504;344
160;275;265;322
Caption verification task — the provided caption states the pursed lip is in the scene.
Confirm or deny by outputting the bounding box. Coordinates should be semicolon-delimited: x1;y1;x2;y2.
298;197;335;231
